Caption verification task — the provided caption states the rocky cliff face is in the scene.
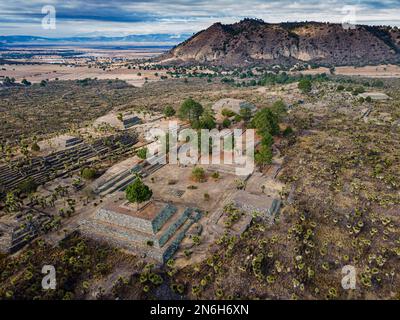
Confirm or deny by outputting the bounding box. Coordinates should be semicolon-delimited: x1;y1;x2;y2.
159;19;400;67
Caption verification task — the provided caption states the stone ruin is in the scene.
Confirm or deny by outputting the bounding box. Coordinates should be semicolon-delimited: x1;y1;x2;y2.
212;98;257;115
94;114;141;130
0;132;137;195
80;200;202;263
0;209;53;254
122;116;141;129
230;190;281;224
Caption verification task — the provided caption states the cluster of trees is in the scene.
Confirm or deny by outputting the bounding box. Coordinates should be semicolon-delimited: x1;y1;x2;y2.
176;98;255;130
221;107;251;126
2;76;15;86
174;97;290;168
259;72;328;87
218;72;326;90
336;77;384;88
337;84;366;96
178;98;216;130
251;100;288;167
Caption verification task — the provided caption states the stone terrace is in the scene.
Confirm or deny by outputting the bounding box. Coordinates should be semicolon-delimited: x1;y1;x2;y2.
80;199;201;263
0;132;137;195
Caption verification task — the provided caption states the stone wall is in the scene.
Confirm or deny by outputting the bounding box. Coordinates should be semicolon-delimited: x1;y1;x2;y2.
95;208;154;234
81;219;160;248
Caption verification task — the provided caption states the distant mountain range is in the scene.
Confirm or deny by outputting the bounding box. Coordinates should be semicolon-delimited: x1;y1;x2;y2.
0;33;192;46
159;19;400;67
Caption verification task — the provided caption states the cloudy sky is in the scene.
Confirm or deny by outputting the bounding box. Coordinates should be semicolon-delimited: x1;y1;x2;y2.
0;0;399;37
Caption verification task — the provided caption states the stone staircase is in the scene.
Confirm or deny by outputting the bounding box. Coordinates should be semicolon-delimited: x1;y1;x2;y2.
94;164;144;196
93;160;166;197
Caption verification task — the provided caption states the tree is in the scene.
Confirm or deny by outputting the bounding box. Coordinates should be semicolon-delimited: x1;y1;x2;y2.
298;79;312;93
234;114;242;122
261;132;274;148
195;108;216;130
255;145;273;167
125;178;153;204
178;98;204;123
222;118;231;128
163;105;176;118
283;126;294;137
21;79;31;86
239;107;252;122
270;100;287;120
251;108;279;136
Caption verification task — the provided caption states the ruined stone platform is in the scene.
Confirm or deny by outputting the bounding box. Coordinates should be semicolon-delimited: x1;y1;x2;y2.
80;200;201;263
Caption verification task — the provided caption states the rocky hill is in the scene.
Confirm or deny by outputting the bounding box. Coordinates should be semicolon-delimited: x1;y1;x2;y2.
159;19;400;67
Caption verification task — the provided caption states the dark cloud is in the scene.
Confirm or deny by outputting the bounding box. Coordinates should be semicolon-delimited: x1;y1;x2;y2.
0;0;398;36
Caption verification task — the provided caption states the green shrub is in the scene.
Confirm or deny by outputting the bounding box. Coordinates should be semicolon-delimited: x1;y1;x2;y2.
163;105;176;117
192;167;206;182
239;107;252;122
136;148;148;160
81;168;97;180
31;142;40;152
221;109;236;117
298;79;312;93
283;126;294;137
17;178;37;194
222;118;231;128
